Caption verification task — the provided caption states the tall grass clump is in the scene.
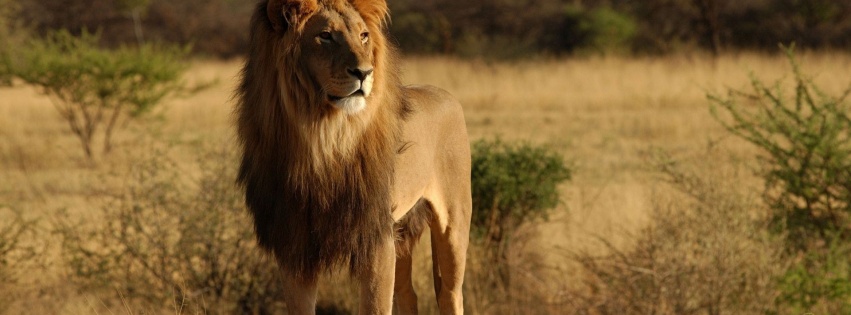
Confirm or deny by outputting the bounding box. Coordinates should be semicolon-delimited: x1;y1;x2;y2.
5;30;188;160
710;47;851;312
53;147;284;314
0;206;40;312
566;150;784;315
468;139;572;312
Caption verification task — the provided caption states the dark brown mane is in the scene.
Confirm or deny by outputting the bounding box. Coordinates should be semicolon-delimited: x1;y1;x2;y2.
235;0;409;282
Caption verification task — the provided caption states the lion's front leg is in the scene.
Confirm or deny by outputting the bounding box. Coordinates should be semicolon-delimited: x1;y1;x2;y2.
282;270;319;315
358;235;396;314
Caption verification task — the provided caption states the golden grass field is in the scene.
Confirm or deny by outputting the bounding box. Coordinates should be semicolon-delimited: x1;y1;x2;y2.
2;52;851;313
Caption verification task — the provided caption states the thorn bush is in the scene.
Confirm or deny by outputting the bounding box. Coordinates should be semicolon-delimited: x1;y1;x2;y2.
710;46;851;312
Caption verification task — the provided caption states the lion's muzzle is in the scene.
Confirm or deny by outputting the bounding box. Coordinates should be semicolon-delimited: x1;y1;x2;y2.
327;69;373;114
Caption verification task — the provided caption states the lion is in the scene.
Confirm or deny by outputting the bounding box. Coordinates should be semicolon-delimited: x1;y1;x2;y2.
234;0;472;314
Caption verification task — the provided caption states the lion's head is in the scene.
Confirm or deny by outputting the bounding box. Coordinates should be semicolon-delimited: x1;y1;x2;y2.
257;0;396;118
269;0;384;114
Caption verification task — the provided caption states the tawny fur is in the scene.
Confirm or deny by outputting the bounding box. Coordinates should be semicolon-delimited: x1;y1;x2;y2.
235;0;471;313
236;0;408;282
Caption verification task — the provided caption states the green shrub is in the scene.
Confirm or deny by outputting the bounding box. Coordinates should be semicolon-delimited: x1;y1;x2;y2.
710;47;851;312
557;6;637;56
7;30;188;160
777;234;851;314
54;147;284;314
710;47;851;249
469;139;571;293
579;7;637;55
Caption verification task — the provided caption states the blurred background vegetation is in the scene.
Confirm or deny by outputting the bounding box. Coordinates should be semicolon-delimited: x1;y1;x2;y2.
5;0;851;58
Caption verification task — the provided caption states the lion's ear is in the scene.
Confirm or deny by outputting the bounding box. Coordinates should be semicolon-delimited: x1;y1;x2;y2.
267;0;318;33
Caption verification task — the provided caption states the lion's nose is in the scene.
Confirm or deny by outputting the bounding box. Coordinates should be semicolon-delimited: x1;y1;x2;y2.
347;67;374;81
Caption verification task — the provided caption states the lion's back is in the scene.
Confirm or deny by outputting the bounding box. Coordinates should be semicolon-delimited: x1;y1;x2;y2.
401;84;470;176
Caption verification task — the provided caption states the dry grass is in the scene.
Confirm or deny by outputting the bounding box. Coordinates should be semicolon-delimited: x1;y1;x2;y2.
2;52;851;313
560;148;785;315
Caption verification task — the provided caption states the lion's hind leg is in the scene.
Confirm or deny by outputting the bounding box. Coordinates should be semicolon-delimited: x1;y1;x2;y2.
428;219;468;314
427;192;471;315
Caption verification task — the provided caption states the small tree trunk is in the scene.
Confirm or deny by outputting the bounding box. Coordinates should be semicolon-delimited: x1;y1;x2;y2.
484;203;512;299
132;7;144;46
79;134;94;159
102;104;123;154
61;101;95;160
69;120;94;159
693;0;722;56
493;221;510;290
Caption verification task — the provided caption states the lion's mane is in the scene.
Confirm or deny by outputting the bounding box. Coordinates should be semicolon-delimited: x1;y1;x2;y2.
235;0;410;282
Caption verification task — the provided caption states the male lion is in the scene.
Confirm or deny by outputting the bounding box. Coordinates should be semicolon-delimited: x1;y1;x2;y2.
235;0;471;314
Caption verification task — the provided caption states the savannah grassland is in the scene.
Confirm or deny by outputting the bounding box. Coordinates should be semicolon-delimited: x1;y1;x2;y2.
2;52;851;313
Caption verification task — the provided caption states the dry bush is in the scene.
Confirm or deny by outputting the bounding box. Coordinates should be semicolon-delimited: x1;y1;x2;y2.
0;206;40;312
53;145;285;314
564;149;785;315
464;224;562;315
464;139;571;313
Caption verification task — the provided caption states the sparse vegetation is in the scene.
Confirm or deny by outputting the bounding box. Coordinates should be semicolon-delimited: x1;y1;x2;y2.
0;206;40;312
710;48;851;313
467;139;571;311
53;146;285;314
6;30;188;160
4;53;851;313
777;235;851;314
711;48;851;250
4;0;851;312
566;150;784;315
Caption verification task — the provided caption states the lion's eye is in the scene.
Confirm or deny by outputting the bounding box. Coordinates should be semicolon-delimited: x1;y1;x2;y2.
360;32;369;44
318;31;333;41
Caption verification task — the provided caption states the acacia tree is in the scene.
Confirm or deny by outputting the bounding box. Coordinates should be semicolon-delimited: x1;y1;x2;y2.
7;30;187;160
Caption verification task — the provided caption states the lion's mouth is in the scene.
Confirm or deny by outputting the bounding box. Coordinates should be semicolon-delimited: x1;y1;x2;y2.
327;89;368;114
328;90;365;102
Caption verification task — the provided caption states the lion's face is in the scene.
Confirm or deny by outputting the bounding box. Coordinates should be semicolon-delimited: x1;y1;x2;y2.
297;5;375;114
